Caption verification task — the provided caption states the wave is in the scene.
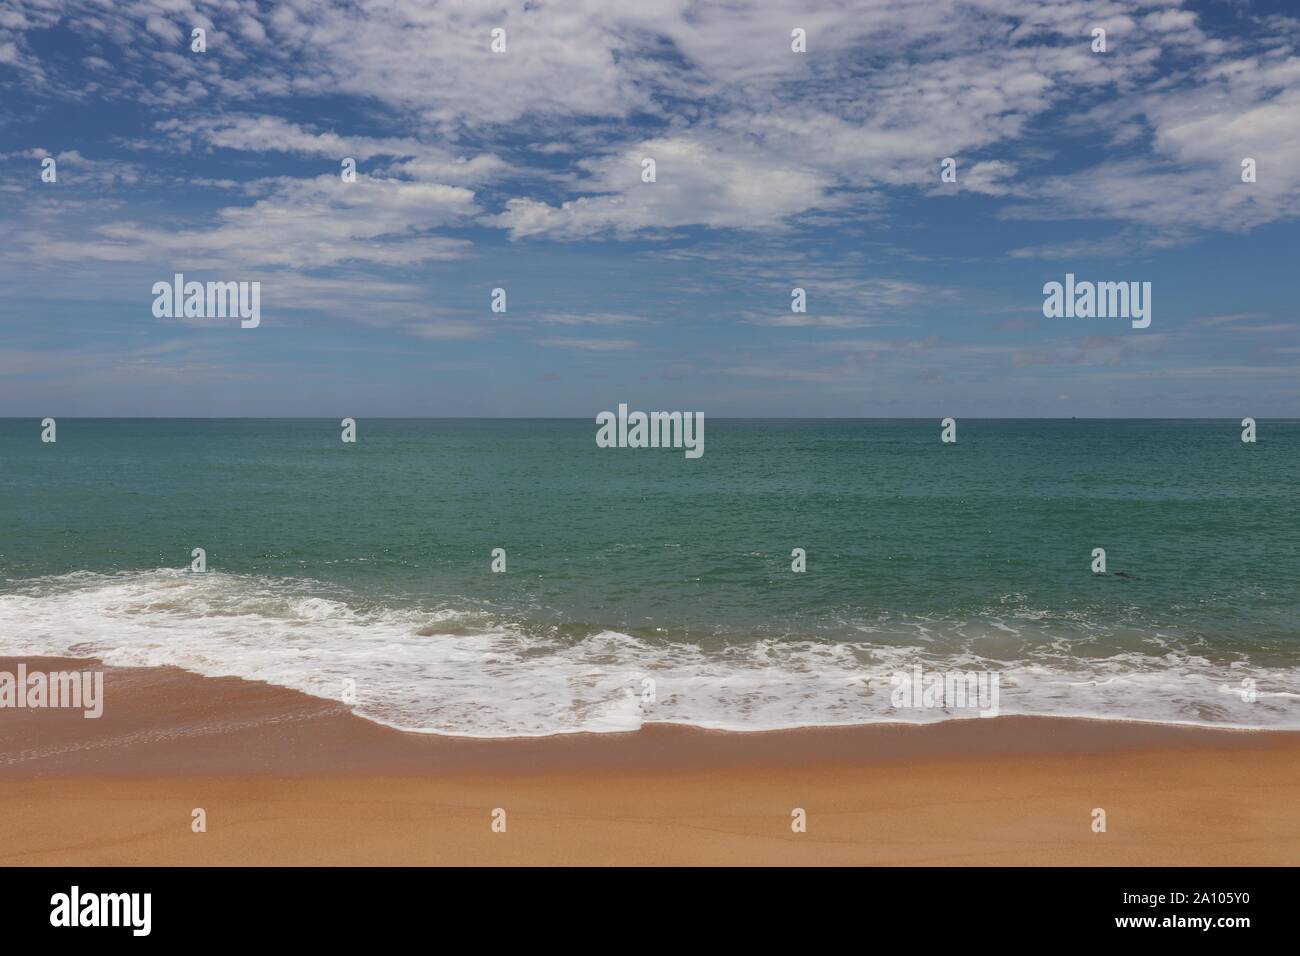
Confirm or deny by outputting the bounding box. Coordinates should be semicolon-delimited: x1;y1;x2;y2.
1;569;1297;736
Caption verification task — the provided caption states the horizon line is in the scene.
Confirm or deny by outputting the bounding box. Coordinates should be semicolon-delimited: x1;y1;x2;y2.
3;416;1292;422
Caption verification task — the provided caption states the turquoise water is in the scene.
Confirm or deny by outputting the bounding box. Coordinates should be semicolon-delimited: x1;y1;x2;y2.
1;418;1297;734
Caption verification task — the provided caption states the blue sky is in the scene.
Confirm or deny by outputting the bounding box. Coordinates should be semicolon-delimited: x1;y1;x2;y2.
1;0;1298;417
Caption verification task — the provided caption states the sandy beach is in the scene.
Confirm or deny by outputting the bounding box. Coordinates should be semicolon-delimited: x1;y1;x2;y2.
1;656;1297;866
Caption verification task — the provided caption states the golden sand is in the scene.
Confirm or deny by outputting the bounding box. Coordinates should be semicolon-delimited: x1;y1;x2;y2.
2;658;1296;865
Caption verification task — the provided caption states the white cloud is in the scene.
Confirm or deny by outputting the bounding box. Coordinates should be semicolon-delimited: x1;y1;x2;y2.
535;312;652;326
28;174;477;270
163;114;512;186
538;336;640;351
497;136;836;238
1008;50;1300;235
4;0;1299;279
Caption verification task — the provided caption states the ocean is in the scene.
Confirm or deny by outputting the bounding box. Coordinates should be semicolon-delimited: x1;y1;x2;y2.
1;418;1297;735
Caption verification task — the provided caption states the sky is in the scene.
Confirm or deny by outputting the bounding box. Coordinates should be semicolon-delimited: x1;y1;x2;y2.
1;0;1298;417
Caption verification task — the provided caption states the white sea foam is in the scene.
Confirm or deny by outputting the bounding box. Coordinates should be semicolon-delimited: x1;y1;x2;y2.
1;570;1297;736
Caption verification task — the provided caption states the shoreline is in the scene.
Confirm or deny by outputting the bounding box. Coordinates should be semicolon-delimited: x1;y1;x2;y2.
2;657;1298;865
368;711;1296;740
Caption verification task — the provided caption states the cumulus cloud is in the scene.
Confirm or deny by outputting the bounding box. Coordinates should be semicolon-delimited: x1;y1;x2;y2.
497;136;837;238
1006;49;1300;235
161;114;512;185
3;0;1299;333
29;174;477;270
